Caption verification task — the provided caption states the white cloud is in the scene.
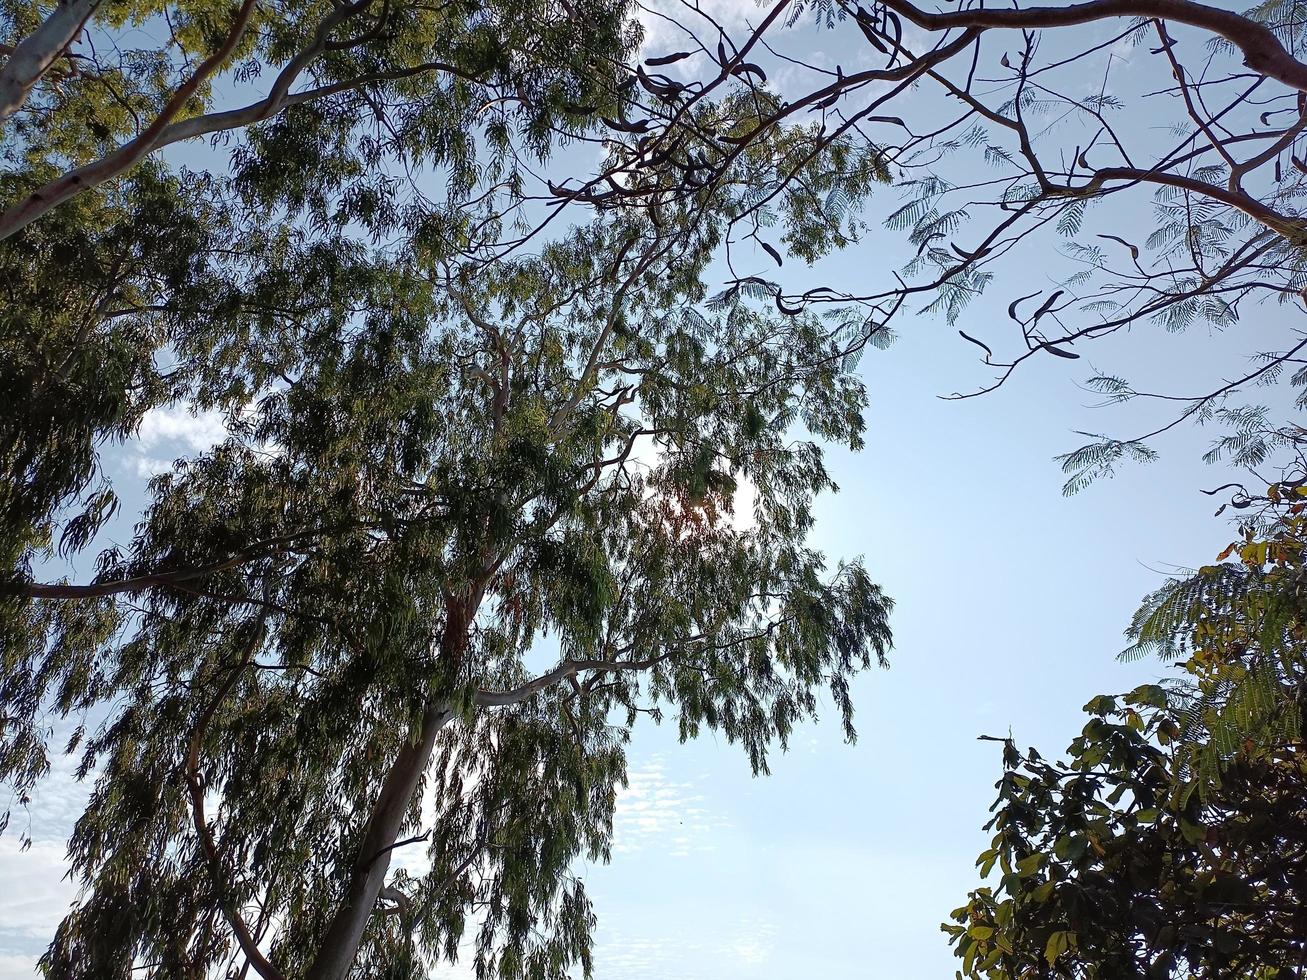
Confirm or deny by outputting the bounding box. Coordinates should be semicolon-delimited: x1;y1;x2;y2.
612;756;728;857
120;403;232;477
595;927;709;980
636;0;770;57
14;749;92;847
132;454;174;477
136;405;229;452
1109;27;1139;65
595;913;778;979
726;915;778;964
0;727;94;975
0;838;77;950
0;953;42;980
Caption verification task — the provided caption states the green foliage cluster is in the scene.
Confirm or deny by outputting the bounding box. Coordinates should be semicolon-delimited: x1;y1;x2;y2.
1;0;644;570
0;0;898;968
22;0;1307;975
947;498;1307;978
3;202;896;976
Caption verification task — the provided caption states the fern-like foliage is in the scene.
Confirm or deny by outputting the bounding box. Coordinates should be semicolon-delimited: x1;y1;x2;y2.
1122;509;1307;794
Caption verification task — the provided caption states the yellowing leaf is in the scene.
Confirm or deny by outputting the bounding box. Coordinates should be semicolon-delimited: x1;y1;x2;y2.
1045;930;1076;965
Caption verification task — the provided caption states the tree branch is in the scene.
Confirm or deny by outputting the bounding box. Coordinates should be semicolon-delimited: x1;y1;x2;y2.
474;651;684;707
0;0;259;239
1;524;366;600
0;0;99;122
185;611;285;980
1053;166;1307;243
878;0;1307;93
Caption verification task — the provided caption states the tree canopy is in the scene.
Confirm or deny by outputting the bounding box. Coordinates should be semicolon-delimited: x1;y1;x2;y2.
10;0;1307;977
588;0;1307;486
1;0;641;582
1;0;891;969
4;203;894;978
947;483;1307;977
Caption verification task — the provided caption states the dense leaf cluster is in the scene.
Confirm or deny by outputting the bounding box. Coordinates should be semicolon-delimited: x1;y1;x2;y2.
947;502;1307;978
0;13;896;963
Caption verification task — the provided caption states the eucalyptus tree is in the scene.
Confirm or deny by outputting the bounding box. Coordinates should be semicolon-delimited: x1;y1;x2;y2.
2;2;904;972
594;0;1307;484
3;175;892;979
0;0;642;600
0;0;637;238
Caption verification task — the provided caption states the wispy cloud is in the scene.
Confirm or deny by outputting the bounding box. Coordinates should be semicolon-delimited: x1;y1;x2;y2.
636;0;771;57
726;915;779;965
0;838;78;971
0;952;45;980
613;755;729;857
12;748;92;847
137;404;228;452
595;928;710;980
595;913;779;979
126;404;229;476
0;724;95;975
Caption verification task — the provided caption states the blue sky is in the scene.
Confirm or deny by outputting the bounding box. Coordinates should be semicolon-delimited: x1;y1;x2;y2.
1;1;1292;976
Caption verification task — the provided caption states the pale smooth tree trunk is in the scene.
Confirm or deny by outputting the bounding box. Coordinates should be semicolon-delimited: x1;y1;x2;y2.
305;605;474;980
0;0;99;122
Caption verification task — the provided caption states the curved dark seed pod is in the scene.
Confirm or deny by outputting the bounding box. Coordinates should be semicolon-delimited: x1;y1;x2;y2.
855;10;889;53
951;242;989;261
775;293;804;316
731;62;767;83
636;66;676;97
607;234;637;277
916;232;945;256
1008;290;1042;321
801;286;845;302
601;116;651;133
883;8;902;65
1042;344;1079;359
761;241;783;267
959;330;993;359
1096;233;1139;260
1030;290;1065;326
1200;482;1247;496
646;51;692;66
